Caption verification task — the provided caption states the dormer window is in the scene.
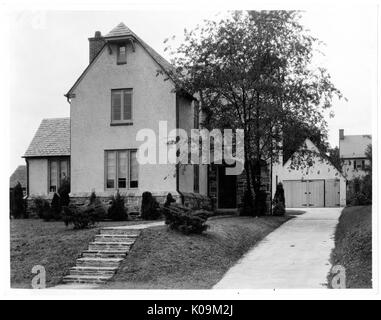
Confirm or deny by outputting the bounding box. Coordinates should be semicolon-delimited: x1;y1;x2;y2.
117;45;127;64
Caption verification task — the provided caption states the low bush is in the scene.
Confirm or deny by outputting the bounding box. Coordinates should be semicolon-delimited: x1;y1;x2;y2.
348;192;372;206
141;191;161;220
163;202;209;235
40;193;62;221
254;190;268;216
62;205;98;230
88;191;108;221
108;191;128;221
33;197;51;219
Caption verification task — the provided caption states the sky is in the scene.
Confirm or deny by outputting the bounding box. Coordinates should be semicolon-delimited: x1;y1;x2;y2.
8;8;377;174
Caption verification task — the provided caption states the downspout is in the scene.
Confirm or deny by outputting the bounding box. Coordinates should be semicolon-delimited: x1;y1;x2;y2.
25;158;29;197
175;93;184;204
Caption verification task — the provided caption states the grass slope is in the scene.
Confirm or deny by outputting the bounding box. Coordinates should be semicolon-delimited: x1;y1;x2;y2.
328;206;372;288
104;215;291;289
10;219;155;288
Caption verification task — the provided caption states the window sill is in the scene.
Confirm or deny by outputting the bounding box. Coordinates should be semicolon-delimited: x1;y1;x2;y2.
110;121;133;126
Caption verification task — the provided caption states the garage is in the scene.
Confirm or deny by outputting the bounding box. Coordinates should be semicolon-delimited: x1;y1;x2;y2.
272;138;347;207
283;179;340;208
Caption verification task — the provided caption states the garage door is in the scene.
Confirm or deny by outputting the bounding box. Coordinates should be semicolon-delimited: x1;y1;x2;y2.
283;180;325;208
325;179;340;207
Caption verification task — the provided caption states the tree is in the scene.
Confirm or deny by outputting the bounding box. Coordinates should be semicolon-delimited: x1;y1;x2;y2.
327;146;342;172
108;191;128;221
163;11;343;215
58;178;70;207
11;182;26;219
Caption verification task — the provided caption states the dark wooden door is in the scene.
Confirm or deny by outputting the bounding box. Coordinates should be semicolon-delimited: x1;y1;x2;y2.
218;166;237;208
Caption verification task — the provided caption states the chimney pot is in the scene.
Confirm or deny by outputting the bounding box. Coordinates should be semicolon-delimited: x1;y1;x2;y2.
94;31;102;38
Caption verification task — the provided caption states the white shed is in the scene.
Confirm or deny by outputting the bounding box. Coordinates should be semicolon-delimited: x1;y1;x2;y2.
272;139;346;208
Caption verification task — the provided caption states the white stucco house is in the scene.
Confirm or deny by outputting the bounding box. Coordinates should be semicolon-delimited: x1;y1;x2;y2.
23;23;209;211
339;129;371;197
272;139;346;208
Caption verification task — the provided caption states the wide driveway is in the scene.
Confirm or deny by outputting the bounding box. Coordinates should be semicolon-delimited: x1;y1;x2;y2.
214;208;342;289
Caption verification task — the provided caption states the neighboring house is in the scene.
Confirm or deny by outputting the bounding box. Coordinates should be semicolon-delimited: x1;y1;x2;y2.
10;165;27;196
24;23;209;211
272;139;346;208
339;129;371;196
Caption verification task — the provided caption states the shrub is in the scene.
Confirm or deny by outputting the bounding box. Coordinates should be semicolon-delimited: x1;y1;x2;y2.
62;205;98;230
273;182;286;216
88;191;108;221
11;182;26;219
33;197;50;219
108;191;128;221
348;192;372;206
141;191;161;220
348;176;372;206
239;189;254;216
42;193;62;221
58;178;70;207
163;202;209;235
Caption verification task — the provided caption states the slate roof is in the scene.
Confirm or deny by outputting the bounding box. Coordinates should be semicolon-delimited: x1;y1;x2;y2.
24;118;70;157
10;165;27;189
340;134;372;159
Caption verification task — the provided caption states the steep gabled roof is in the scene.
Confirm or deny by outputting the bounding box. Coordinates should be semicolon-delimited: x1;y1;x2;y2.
24;118;70;158
65;22;177;98
284;138;345;177
10;165;27;189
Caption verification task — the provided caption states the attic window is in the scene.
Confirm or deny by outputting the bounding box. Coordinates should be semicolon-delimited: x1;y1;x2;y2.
117;45;127;65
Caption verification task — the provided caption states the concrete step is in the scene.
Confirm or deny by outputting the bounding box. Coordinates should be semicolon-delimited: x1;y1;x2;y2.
100;228;141;236
88;242;132;251
76;257;123;268
69;266;117;276
82;250;127;259
62;274;112;284
94;235;137;243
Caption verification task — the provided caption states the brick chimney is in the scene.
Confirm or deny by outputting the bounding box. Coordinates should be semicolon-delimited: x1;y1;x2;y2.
339;129;344;140
88;31;106;63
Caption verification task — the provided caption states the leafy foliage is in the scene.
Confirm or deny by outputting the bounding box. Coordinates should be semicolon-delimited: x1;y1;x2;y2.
163;202;209;235
141;191;161;220
33;197;51;219
62;205;98;230
88;191;108;220
273;182;286;216
239;189;254;216
11;182;26;219
42;193;62;221
108;191;128;221
163;11;343;215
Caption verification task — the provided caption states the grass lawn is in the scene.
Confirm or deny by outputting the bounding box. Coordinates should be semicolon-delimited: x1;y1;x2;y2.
328;206;372;288
10;219;157;288
103;214;292;289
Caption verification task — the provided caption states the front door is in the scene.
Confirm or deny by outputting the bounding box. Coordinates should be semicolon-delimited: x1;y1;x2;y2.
217;166;237;208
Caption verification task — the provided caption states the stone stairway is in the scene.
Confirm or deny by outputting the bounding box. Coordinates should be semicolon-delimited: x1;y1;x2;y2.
62;227;141;285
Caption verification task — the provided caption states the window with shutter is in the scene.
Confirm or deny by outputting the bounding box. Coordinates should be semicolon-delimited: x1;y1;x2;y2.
111;89;133;124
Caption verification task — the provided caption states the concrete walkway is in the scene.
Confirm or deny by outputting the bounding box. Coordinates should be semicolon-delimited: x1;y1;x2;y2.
214;208;343;289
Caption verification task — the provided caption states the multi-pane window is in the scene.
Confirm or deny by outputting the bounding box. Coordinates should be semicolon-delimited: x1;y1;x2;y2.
111;89;132;123
194;164;199;193
106;150;139;189
117;45;127;64
49;159;70;193
354;159;365;170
